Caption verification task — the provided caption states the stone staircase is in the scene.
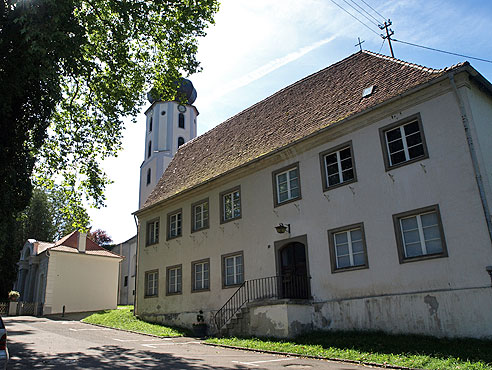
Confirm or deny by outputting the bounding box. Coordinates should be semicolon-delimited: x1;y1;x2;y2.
219;305;250;337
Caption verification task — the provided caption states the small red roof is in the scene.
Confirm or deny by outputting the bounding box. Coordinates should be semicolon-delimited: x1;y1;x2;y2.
35;231;122;259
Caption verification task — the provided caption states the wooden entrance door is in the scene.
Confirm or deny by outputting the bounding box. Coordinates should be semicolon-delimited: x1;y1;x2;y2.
279;242;309;299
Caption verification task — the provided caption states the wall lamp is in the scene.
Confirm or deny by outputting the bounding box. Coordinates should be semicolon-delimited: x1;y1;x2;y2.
275;223;291;234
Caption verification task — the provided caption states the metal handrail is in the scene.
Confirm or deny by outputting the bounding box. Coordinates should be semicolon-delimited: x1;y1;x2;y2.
214;274;309;330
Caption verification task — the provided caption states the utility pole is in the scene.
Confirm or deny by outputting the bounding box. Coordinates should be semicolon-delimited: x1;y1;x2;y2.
379;19;395;58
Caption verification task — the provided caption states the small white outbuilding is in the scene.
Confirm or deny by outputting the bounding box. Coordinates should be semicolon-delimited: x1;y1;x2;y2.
15;231;122;315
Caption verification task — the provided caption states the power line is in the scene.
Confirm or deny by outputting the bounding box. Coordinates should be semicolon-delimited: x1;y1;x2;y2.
392;39;492;64
341;0;380;27
348;0;383;26
358;0;386;22
329;0;381;37
378;38;385;53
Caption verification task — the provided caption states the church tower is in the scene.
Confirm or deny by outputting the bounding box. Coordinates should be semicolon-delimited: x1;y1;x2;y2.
139;79;198;207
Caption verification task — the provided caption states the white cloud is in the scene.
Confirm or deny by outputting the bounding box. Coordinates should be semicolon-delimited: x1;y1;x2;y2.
199;35;337;107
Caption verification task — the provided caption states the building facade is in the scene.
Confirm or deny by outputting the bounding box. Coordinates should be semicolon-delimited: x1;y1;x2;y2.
134;51;492;338
111;235;137;305
139;97;199;207
15;231;122;315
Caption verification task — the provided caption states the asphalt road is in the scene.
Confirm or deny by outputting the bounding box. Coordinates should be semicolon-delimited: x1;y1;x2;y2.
3;316;370;369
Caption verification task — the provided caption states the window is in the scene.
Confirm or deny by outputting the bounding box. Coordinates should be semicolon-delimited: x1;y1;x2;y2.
222;252;244;287
147;141;152;158
192;259;210;291
272;163;301;207
320;142;356;191
380;114;428;170
149;116;153;132
146;168;151;185
167;209;182;240
166;265;182;295
178;137;185;148
146;219;159;246
124;276;128;287
328;223;368;272
393;205;447;263
220;186;241;223
178;113;185;128
145;270;158;297
192;199;209;232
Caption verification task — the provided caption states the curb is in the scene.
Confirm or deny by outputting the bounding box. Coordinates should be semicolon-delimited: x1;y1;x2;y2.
75;320;425;370
202;342;425;370
79;321;190;339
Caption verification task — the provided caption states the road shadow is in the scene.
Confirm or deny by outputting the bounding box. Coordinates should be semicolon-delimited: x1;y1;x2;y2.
7;342;254;369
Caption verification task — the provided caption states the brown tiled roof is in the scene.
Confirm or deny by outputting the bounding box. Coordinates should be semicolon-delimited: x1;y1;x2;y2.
36;231;122;259
36;241;55;254
142;51;466;210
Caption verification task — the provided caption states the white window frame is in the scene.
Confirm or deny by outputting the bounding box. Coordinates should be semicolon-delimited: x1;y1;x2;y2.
145;270;158;297
221;187;241;222
223;253;244;287
319;141;356;192
400;212;441;257
393;205;447;263
324;147;354;187
274;165;300;205
193;260;210;291
167;210;182;239
328;223;368;273
380;115;428;170
147;219;159;245
333;228;365;269
193;200;209;232
167;265;182;295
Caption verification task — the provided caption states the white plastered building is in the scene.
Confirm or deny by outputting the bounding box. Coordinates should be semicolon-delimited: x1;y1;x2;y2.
15;231;122;315
134;51;492;339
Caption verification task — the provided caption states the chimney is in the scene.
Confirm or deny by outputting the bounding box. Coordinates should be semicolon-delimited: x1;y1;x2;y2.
78;232;87;253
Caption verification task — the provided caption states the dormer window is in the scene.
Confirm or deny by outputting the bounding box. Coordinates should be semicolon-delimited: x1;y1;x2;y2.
178;137;185;148
149;117;153;132
362;85;374;98
178;113;185;129
147;141;152;158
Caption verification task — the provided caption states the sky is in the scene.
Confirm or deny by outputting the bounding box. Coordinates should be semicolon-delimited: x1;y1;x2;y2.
88;0;492;244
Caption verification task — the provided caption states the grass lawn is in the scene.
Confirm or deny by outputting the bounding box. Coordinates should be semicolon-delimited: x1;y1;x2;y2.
206;331;492;370
82;305;186;337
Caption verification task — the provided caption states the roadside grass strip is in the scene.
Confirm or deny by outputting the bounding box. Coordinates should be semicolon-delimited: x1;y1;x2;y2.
81;306;186;337
206;331;492;370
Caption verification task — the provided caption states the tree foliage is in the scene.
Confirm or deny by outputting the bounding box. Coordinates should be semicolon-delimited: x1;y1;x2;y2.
15;189;57;246
0;0;219;298
89;228;113;247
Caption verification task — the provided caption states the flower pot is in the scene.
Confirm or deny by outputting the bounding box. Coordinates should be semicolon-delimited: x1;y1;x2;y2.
192;323;207;338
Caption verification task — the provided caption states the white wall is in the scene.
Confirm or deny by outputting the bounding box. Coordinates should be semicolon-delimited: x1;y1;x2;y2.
43;251;120;314
139;101;199;207
136;80;492;337
462;78;492;217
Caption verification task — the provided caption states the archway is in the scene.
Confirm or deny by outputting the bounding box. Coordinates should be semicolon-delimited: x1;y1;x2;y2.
278;242;309;299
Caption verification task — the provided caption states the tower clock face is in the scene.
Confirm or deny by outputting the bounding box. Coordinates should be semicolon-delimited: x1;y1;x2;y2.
178;104;187;113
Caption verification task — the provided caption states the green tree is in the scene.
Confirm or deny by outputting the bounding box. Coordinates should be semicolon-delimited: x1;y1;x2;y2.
15;189;57;246
0;0;219;298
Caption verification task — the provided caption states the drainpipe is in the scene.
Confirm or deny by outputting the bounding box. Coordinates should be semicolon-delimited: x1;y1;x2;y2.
449;73;492;245
133;214;139;316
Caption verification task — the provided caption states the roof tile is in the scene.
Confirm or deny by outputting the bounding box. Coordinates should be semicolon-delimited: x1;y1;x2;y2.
142;51;464;210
